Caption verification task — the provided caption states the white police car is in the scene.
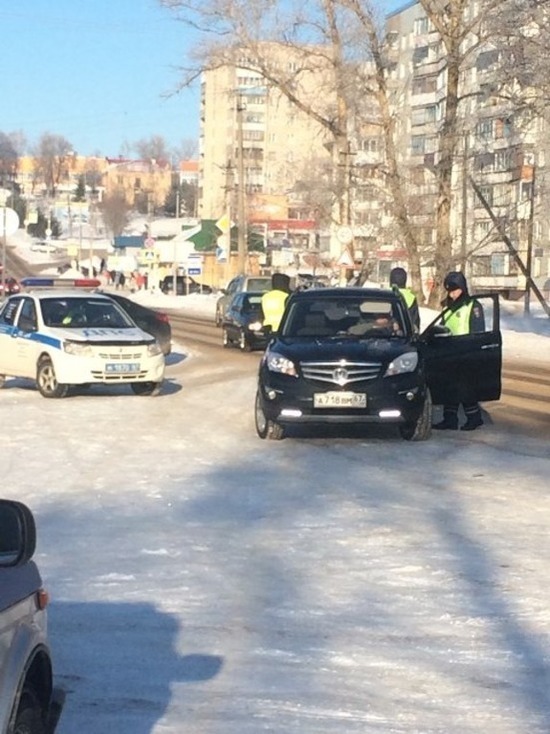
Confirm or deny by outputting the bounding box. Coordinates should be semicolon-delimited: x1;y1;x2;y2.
0;278;165;398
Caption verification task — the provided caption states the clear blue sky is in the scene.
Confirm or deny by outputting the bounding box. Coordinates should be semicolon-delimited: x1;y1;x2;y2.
1;0;407;159
0;1;198;157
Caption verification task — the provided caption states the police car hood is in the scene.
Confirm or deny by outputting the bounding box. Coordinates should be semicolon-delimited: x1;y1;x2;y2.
52;325;154;343
272;336;415;363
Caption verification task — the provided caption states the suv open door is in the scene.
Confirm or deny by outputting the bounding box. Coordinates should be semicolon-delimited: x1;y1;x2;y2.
420;293;502;406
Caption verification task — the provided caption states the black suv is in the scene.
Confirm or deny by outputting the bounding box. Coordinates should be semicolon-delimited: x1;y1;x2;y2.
255;287;501;441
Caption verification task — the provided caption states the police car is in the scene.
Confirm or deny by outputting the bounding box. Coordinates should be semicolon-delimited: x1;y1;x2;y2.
0;278;165;398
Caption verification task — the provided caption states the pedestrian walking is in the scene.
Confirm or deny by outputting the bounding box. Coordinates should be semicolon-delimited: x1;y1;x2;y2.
433;271;485;431
389;267;420;331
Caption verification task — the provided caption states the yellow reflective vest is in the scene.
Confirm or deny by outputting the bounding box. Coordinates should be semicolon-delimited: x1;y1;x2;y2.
261;289;288;330
443;301;474;336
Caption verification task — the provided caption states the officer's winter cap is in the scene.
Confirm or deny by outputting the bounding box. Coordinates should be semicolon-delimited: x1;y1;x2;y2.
272;273;291;292
389;267;407;288
444;271;468;293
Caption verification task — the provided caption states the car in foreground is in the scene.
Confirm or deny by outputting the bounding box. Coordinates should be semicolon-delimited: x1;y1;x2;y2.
159;275;212;296
215;274;272;326
102;292;172;356
255;286;501;441
0;278;165;398
222;291;269;352
0;499;63;734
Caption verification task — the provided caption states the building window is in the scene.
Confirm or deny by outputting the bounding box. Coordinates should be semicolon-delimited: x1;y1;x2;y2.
412;75;437;95
476;119;494;140
411;135;426;154
494;150;512;171
361;138;378;153
414;16;429;35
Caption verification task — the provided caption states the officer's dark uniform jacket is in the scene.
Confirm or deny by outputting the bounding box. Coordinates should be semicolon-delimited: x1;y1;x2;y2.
435;270;485;430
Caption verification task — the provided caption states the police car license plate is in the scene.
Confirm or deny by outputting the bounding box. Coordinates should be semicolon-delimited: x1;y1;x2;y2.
313;391;367;408
105;362;140;373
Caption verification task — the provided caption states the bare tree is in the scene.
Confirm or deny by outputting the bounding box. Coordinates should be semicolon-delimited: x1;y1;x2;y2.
32;133;73;197
99;191;130;238
134;135;171;163
0;132;21;187
160;0;538;304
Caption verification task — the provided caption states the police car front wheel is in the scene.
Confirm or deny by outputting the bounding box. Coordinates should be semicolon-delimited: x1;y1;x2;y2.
36;357;69;399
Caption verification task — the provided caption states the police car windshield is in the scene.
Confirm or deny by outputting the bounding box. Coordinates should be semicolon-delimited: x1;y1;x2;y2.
40;297;135;329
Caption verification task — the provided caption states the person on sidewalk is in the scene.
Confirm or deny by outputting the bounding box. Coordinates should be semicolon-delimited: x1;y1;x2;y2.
389;267;420;331
433;270;486;431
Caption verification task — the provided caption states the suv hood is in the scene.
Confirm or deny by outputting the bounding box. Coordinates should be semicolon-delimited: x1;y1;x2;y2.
272;336;415;363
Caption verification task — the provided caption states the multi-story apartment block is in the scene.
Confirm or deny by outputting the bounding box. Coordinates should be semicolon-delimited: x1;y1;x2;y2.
386;0;548;293
199;44;333;253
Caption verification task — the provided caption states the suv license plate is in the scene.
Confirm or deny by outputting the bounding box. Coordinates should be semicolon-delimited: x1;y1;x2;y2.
106;362;140;373
314;391;367;408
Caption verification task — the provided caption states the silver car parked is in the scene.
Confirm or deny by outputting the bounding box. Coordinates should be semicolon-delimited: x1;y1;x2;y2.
0;500;63;734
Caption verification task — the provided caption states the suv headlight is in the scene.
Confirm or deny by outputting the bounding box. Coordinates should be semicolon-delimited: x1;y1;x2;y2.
384;351;418;377
248;320;263;332
146;341;163;357
63;340;94;357
266;351;297;376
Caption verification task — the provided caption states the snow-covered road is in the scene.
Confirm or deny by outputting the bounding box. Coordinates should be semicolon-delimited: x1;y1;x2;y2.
3;337;550;733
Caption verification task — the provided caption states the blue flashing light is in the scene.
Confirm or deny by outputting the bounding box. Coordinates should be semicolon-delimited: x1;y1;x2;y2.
20;277;101;289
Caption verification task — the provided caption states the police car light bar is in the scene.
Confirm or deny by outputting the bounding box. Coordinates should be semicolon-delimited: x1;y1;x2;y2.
20;277;101;289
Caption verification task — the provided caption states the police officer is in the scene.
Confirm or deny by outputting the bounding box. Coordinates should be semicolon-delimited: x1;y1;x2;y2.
389;267;420;331
261;273;291;332
433;270;485;431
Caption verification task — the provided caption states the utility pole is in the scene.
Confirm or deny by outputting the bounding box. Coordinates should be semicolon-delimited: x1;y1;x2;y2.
173;187;180;295
461;134;469;269
524;162;536;316
236;96;247;274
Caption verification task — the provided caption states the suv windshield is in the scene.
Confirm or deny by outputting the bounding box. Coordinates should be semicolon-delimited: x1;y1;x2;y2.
280;296;408;338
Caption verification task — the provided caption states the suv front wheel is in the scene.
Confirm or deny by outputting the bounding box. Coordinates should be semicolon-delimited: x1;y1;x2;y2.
399;390;432;441
255;391;284;440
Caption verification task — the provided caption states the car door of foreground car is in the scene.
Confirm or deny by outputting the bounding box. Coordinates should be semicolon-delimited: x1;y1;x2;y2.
420;293;502;406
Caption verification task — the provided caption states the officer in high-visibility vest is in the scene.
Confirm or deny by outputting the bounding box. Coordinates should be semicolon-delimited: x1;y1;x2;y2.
433;271;485;431
261;273;291;332
389;267;420;331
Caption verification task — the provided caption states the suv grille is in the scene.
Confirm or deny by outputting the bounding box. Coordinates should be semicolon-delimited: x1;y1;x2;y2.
300;360;382;386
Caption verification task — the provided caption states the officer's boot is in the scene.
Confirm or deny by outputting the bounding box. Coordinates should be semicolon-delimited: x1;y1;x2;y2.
461;404;483;431
433;406;459;430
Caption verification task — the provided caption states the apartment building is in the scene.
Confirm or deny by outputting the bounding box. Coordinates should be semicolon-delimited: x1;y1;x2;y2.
386;0;548;293
199;44;333;253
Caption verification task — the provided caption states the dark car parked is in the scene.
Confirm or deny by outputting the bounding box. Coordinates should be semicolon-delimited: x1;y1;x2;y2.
215;274;272;326
160;275;212;296
104;292;172;356
0;276;21;297
222;291;269;352
255;286;501;441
